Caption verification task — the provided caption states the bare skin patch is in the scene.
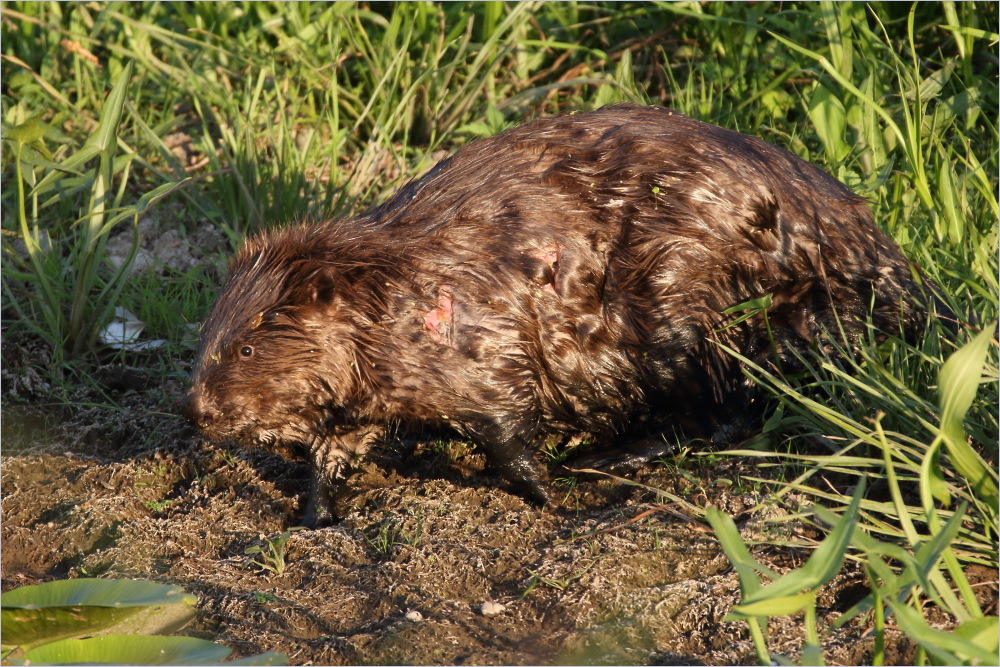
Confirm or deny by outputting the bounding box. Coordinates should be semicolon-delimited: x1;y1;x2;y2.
529;243;562;293
423;286;456;344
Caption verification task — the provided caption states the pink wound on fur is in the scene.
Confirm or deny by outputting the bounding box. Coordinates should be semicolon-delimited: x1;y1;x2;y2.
530;244;561;293
531;244;561;267
423;288;455;342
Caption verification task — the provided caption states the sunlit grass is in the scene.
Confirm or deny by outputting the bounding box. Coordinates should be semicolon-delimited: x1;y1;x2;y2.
1;2;996;663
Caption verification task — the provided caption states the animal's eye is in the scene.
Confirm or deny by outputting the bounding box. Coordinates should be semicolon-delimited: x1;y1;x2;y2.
239;345;254;359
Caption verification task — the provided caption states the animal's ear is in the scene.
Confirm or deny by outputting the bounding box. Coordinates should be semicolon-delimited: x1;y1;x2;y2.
288;266;337;307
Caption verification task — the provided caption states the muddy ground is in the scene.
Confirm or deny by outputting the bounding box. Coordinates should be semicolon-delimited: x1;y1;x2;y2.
2;219;996;666
2;386;967;667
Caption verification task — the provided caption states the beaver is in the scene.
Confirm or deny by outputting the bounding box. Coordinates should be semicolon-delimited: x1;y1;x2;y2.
183;103;941;526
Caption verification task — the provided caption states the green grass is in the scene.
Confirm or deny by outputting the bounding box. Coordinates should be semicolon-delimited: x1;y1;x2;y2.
2;1;997;664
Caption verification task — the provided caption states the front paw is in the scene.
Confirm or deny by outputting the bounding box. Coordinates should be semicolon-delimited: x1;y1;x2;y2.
301;493;337;529
493;454;550;506
301;471;342;528
511;474;550;506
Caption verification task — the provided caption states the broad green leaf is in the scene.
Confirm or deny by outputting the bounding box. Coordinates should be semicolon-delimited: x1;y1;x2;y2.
1;578;196;610
30;143;103;198
705;506;777;597
15;144;73;173
808;84;849;162
737;482;864;612
800;642;825;667
3;115;48;146
937;325;999;506
937;152;963;246
920;437;952;506
1;579;196;651
1;605;143;652
902;60;955;101
819;0;853;79
12;635;286;666
952;616;999;657
705;506;773;665
31;60;134;197
86;59;134;155
887;600;996;665
913;505;968;589
97;177;192;235
729;592;816;618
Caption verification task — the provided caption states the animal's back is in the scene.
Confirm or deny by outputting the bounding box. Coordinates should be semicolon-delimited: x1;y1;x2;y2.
357;104;924;438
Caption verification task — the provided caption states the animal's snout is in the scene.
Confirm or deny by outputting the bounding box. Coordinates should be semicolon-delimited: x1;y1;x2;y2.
180;393;216;431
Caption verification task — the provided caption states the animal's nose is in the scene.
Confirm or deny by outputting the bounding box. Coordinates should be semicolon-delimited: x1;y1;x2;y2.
180;394;215;430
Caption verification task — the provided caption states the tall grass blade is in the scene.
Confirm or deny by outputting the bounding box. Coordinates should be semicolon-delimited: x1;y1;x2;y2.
32;62;134;199
885;601;995;665
935;324;999;509
732;481;864;615
705;506;772;665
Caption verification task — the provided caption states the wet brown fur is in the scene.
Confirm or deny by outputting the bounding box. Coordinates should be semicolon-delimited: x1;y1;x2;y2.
183;104;936;525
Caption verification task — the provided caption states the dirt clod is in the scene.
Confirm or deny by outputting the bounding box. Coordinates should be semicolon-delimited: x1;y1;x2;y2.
480;601;506;617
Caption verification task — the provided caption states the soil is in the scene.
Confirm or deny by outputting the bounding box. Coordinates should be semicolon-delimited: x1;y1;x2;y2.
2;223;995;666
0;389;950;667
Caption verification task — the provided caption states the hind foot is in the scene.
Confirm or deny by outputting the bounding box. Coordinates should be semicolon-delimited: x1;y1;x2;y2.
565;435;677;477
